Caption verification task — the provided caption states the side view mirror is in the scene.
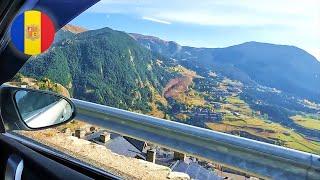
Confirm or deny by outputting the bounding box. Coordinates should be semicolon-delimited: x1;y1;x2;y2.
0;86;76;131
15;90;74;129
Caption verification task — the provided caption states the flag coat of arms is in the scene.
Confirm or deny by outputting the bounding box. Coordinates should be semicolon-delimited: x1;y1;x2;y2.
11;10;55;55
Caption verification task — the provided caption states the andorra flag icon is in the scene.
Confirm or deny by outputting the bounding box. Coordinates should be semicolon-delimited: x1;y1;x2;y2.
11;10;55;56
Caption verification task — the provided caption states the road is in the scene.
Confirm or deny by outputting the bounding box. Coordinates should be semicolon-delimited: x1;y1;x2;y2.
24;99;72;128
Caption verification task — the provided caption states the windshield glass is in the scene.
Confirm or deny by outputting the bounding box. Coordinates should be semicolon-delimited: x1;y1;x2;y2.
7;0;320;179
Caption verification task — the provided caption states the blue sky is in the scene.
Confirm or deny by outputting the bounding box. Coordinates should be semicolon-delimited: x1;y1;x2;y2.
71;0;320;60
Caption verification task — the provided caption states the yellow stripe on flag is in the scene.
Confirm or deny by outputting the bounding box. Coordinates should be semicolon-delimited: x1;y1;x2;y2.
24;11;41;55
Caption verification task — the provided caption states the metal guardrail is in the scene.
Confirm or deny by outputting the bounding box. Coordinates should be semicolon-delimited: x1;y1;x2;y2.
72;99;320;179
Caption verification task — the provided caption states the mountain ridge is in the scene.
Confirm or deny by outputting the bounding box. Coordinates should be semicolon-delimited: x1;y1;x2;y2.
62;24;88;34
130;33;319;61
130;33;320;102
17;25;320;154
24;25;320;104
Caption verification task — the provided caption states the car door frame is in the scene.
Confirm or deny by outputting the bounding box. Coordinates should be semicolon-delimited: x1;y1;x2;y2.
2;132;122;179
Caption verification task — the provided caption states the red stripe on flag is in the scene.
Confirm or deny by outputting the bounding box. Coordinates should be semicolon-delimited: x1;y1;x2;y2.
41;13;55;52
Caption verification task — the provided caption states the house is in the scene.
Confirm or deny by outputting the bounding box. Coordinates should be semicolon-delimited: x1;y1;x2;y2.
170;160;223;180
123;136;148;152
105;134;146;159
86;131;147;160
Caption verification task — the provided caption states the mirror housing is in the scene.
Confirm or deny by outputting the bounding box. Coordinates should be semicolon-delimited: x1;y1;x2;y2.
0;86;76;131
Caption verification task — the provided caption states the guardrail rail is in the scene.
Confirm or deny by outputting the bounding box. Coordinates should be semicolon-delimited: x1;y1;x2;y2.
72;99;320;180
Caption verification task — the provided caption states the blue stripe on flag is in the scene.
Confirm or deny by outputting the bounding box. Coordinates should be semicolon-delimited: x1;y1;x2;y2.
11;13;24;52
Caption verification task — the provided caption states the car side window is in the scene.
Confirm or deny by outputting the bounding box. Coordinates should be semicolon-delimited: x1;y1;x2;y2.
7;1;320;179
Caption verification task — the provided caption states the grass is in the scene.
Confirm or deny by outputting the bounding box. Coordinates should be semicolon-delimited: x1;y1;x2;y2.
207;121;320;154
291;115;320;131
146;84;168;119
226;96;246;105
148;102;165;118
206;96;320;155
221;97;253;117
168;65;199;77
175;113;189;121
175;89;206;107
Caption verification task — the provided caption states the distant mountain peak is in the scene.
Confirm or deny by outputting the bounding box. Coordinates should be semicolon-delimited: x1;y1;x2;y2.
129;33;180;46
235;41;289;47
129;33;182;56
62;24;88;34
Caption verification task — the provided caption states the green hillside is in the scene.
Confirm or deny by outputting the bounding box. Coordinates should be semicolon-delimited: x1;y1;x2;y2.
18;26;320;154
20;27;176;113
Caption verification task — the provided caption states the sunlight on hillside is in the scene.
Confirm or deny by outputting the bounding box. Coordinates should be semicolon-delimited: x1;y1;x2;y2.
207;97;320;154
291;115;320;131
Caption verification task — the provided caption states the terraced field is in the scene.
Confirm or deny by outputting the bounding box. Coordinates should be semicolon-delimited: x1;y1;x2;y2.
207;97;320;155
291;115;320;131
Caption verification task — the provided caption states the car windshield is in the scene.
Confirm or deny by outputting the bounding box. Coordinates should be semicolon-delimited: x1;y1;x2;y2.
7;0;320;179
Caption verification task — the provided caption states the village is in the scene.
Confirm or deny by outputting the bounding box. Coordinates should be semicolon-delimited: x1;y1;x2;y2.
168;74;244;128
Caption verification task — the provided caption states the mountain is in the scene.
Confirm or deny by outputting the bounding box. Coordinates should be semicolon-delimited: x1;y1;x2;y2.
129;33;182;57
131;34;320;102
20;27;176;114
216;42;320;100
53;24;88;43
17;25;320;154
62;24;88;34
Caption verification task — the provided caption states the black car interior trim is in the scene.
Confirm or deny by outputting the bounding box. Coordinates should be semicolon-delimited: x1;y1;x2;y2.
5;154;24;180
4;132;121;180
0;134;92;180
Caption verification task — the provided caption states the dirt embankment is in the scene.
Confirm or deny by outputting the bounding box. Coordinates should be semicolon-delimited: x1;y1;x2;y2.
163;67;205;107
163;76;193;98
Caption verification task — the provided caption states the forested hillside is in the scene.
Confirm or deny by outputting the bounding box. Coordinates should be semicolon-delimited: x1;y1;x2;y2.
20;27;176;113
17;25;320;154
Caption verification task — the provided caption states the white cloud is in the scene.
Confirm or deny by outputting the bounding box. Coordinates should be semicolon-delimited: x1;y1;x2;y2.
151;11;278;26
87;0;320;53
91;0;319;27
142;16;171;24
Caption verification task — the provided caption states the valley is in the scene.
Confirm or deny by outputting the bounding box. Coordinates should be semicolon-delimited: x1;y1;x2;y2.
16;25;320;155
161;67;320;154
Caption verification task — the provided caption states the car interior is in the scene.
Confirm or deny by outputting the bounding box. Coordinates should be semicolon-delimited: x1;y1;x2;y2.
1;0;319;180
